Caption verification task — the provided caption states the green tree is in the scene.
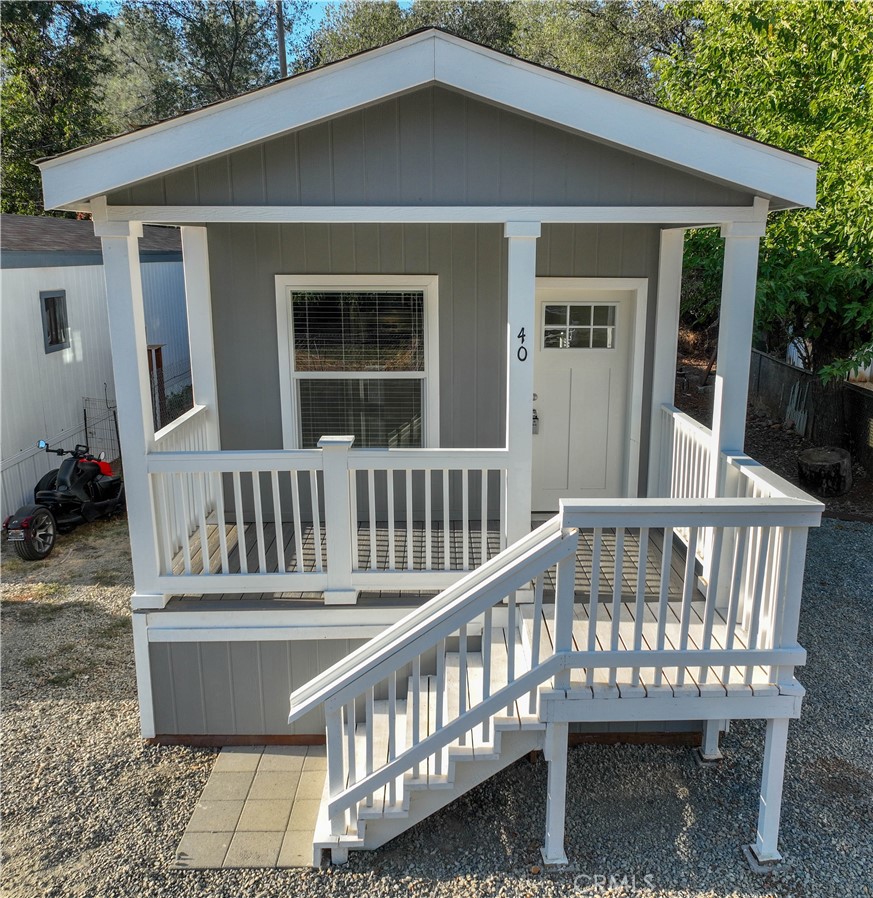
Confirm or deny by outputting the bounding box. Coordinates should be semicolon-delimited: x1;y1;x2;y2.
511;0;688;102
1;1;112;214
101;1;309;131
656;0;873;378
297;0;515;71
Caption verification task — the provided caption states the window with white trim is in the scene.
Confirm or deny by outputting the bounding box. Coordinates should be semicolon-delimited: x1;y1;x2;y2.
288;281;438;448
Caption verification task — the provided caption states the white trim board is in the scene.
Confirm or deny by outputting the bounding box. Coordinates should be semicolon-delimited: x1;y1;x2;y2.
275;274;440;451
39;31;816;211
91;203;770;226
534;277;648;499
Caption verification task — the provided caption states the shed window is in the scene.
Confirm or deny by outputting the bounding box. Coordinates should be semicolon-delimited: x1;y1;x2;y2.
543;303;616;349
291;290;427;448
40;290;70;353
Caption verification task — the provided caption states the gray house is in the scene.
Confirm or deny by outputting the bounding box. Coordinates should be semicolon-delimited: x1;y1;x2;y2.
38;31;821;867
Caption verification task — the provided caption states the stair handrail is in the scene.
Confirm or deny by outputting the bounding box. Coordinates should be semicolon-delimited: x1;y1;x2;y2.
288;514;576;722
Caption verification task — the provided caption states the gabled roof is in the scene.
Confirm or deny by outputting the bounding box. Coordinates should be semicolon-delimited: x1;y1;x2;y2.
38;29;817;212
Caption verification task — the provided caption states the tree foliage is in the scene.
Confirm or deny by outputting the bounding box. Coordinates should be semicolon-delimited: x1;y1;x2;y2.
1;1;112;214
512;1;687;103
656;0;873;378
101;1;308;132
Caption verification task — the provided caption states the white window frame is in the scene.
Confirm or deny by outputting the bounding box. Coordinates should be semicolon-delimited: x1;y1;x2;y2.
275;274;440;450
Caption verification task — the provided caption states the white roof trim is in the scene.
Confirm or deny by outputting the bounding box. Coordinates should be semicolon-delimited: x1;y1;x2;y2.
39;30;817;211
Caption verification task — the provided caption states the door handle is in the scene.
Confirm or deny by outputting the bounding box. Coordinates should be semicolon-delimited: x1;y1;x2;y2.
532;409;539;435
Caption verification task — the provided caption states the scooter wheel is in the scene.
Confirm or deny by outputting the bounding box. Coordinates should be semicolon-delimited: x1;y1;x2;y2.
13;508;57;561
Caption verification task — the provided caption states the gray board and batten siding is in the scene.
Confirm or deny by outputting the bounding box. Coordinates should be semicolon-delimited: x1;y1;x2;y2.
106;86;753;207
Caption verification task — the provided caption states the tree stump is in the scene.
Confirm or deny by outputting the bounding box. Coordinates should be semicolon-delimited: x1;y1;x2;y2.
797;447;853;496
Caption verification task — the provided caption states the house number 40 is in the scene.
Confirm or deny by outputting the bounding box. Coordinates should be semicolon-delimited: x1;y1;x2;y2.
517;327;528;362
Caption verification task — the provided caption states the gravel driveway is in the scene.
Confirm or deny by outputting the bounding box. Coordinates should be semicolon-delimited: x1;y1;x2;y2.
2;516;871;898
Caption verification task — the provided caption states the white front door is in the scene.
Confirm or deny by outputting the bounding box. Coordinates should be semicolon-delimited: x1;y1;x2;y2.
532;284;637;511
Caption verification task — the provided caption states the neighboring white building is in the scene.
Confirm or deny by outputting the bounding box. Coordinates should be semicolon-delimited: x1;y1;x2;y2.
1;214;189;516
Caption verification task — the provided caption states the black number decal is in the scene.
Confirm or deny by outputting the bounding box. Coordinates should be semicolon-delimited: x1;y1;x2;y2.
516;326;528;362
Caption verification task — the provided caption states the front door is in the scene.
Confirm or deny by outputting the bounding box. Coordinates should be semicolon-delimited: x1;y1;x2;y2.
532;284;637;511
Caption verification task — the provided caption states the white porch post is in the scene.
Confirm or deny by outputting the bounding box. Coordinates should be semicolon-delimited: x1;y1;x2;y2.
180;226;221;448
647;228;685;497
504;222;540;544
541;720;570;865
318;436;357;605
749;717;790;865
95;217;162;597
708;210;766;497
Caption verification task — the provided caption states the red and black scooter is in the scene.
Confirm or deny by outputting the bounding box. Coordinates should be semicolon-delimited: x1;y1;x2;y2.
3;441;125;560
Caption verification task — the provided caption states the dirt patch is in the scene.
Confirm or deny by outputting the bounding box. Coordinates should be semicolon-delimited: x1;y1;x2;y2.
675;349;873;521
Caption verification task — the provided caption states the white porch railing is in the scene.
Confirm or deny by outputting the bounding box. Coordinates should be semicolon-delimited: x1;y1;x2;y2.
659;403;712;500
287;485;821;839
145;438;510;595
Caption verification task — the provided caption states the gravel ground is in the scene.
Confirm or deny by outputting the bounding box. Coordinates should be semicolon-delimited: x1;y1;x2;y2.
2;516;871;898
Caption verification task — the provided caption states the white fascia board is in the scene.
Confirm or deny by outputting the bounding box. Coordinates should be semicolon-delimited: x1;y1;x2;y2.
38;33;437;210
434;36;817;209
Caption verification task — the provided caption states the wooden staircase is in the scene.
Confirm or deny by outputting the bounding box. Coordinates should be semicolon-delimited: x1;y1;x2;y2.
312;627;546;863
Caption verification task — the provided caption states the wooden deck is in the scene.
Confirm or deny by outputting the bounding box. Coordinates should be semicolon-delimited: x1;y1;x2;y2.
166;522;699;606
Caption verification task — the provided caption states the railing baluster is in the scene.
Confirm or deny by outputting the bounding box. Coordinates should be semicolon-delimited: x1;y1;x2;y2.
462;469;470;570
424;469;432;570
499;470;507;551
609;527;624;687
309;469;324;573
443;470;450;570
653;526;672;687
365;686;374;807
698;526;724;684
387;671;397;807
387;469;396;571
368;469;377;571
290;470;304;573
480;470;488;564
349;469;359;571
506;589;516;715
585;528;602;688
482;608;492;740
271;470;286;574
412;655;421;778
528;573;545;713
251;470;267;573
232;470;247;574
675;526;698;687
156;474;173;574
744;527;771;685
176;474;192;575
346;699;358;833
435;638;445;776
721;527;748;685
458;624;468;747
326;705;346;836
631;527;648;688
214;471;230;574
196;472;210;574
405;469;413;571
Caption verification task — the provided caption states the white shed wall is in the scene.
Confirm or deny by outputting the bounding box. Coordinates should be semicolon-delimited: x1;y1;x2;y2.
1;260;188;516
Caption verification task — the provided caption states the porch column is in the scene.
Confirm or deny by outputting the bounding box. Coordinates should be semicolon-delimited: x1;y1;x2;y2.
95;217;162;597
647;228;685;497
708;215;765;496
180;226;221;448
504;222;540;544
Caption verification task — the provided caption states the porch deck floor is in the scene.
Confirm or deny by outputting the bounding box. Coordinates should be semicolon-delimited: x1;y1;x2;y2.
166;522;696;607
174;745;326;869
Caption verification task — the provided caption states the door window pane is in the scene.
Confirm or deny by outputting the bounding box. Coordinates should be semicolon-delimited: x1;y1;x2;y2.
543;303;616;350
